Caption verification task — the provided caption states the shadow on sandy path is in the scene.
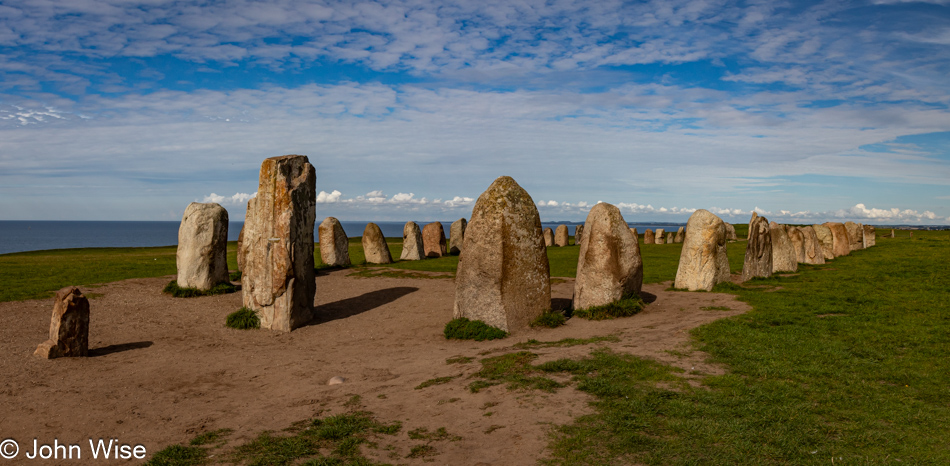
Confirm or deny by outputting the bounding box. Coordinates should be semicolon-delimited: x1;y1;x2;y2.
309;287;419;325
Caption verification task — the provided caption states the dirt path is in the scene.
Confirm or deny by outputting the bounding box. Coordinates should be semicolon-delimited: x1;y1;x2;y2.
0;271;749;465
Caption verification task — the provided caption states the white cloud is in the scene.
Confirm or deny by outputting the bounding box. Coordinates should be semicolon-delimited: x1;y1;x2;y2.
316;190;342;203
202;192;255;206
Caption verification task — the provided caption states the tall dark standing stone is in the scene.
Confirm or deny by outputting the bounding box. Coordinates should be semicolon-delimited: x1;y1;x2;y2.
423;222;447;258
574;224;585;246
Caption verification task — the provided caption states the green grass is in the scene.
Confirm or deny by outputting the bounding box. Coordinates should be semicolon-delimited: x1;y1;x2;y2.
468;351;564;393
443;317;508;341
572;295;645;320
162;280;237;298
414;375;460;390
513;335;620;349
226;307;260;330
145;444;208;466
531;310;567;328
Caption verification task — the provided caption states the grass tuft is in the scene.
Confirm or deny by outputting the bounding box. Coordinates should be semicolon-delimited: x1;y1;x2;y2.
531;310;567;328
144;444;207;466
163;280;237;298
469;351;564;393
414;375;460;390
572;295;645;320
190;428;233;446
226;307;260;330
443;317;508;341
513;335;620;349
445;356;475;364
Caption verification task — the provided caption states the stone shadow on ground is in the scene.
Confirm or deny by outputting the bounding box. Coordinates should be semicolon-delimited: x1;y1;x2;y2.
309;287;419;325
639;290;658;304
89;341;153;357
551;298;573;311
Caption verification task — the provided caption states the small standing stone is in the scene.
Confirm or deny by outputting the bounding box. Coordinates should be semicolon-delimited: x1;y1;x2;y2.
554;225;569;247
574;224;585;246
449;218;467;254
862;224;876;248
543;228;554;246
423;222;447;258
644;229;655;244
674;227;685;244
176;202;230;291
34;287;89;359
362;223;393;264
724;222;737;241
674;210;730;291
318;217;351;267
741;214;772;282
890;229;895;238
770;222;798;273
574;203;643;310
630;227;638;239
400;221;425;261
654;228;666;244
824;222;851;257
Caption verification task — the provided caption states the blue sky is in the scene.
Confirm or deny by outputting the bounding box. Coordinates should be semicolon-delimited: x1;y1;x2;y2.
1;0;949;224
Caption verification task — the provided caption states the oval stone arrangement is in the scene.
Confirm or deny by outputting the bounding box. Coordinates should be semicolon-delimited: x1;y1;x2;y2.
241;155;316;332
674;209;729;291
177;202;230;291
453;176;551;333
573;202;643;310
318;217;351;267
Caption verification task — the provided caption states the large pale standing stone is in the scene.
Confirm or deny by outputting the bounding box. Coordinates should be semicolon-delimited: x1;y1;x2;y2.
674;227;685;244
237;225;246;272
574;203;643;310
449;218;467;254
644;229;655;244
362;223;393;264
574;224;584;246
400;221;425;261
863;225;876;247
812;224;835;260
654;228;666;244
845;221;864;251
34;287;90;359
787;226;806;264
724;222;738;241
890;229;895;238
543;228;554;246
741;215;772;282
674;210;730;291
318;217;350;267
824;222;851;257
770;222;798;273
176;202;230;290
554;225;569;247
423;222;447;258
241;155;316;332
454;176;550;333
800;226;826;265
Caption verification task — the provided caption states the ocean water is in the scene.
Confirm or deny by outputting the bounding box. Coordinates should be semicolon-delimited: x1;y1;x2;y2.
0;220;685;255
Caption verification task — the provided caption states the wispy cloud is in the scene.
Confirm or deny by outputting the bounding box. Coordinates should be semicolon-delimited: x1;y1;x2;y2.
202;192;256;206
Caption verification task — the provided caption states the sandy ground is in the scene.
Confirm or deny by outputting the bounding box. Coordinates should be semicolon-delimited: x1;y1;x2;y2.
0;270;749;465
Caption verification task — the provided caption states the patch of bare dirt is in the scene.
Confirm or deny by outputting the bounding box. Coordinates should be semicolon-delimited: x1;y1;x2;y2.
0;271;749;465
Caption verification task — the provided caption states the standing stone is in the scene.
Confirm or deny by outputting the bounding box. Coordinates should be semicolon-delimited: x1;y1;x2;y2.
770;222;798;273
543;227;554;246
674;227;685;244
574;203;643;310
787;226;806;264
400;221;425;261
824;222;851;257
863;225;876;247
674;210;730;291
454;176;550;333
724;222;737;241
644;229;655;244
449;218;467;254
236;225;246;272
318;217;351;267
362;223;393;264
890;229;895;238
800;226;826;265
845;221;864;251
655;228;666;244
741;215;772;282
242;155;316;332
630;227;638;239
423;222;447;258
176;202;230;291
812;224;836;260
575;224;584;246
554;225;569;247
34;286;89;359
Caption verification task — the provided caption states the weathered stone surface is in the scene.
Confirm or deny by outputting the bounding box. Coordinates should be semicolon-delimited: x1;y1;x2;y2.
644;229;655;244
890;229;895;238
318;217;350;267
654;228;666;244
400;221;425;261
870;228;879;244
574;203;643;310
176;202;230;291
449;218;467;254
630;227;638;239
724;222;737;241
554;225;569;247
741;215;772;282
812;224;835;260
674;227;685;244
237;224;245;272
824;222;851;257
674;210;730;291
543;227;554;246
34;286;89;359
770;222;798;273
362;223;393;264
454;176;550;333
787;226;806;264
575;224;584;246
800;226;826;265
423;222;447;258
845;221;864;251
241;155;316;332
